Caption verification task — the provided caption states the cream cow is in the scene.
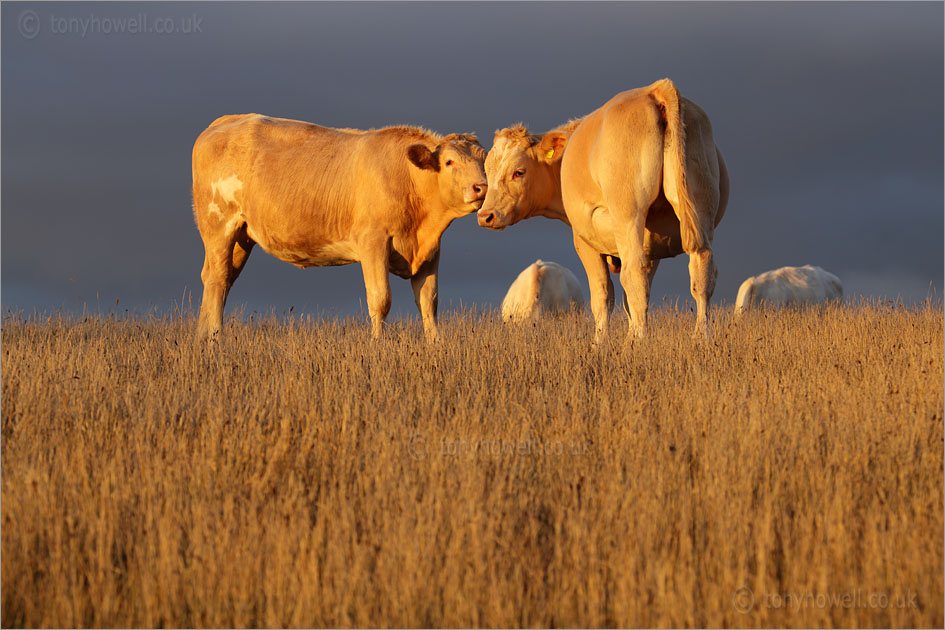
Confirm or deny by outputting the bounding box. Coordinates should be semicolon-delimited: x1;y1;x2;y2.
477;79;729;342
501;260;585;323
735;265;843;315
192;114;487;342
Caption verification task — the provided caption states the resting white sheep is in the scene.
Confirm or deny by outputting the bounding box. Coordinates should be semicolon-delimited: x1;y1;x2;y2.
735;265;843;314
501;260;584;323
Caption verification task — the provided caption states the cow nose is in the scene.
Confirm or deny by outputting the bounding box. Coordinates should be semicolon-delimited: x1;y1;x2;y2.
470;182;488;201
478;209;494;227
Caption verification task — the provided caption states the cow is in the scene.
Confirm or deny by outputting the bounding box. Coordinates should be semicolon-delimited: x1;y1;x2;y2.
735;265;843;315
477;79;729;342
192;114;487;342
500;260;585;323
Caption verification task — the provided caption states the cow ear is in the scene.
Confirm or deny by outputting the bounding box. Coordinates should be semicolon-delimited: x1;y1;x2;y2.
538;132;568;162
407;144;439;171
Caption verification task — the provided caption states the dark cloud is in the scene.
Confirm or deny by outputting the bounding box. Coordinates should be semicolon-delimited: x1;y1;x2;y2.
2;2;942;319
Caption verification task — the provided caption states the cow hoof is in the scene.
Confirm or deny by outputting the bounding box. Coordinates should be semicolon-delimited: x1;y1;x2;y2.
197;328;221;343
691;324;710;340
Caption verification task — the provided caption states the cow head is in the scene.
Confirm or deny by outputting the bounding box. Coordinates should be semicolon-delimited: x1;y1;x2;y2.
407;133;488;215
477;125;567;230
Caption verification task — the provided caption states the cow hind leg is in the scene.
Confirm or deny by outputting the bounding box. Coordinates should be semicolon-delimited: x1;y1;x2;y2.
624;258;660;325
611;202;657;341
197;221;254;341
573;233;614;345
688;248;717;338
598;120;663;341
605;197;651;340
619;245;650;339
677;186;718;338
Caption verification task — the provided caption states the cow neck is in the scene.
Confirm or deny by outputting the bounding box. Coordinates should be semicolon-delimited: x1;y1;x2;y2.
533;161;570;226
532;118;584;226
409;171;456;272
414;203;456;265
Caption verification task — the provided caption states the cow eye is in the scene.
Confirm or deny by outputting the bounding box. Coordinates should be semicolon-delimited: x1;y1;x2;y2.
445;159;454;167
512;169;526;180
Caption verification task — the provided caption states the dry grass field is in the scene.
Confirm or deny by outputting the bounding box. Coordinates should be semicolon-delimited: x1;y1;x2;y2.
2;301;942;628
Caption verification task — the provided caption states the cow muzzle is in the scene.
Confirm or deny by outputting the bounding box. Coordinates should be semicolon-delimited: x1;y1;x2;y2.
464;182;488;205
477;207;505;230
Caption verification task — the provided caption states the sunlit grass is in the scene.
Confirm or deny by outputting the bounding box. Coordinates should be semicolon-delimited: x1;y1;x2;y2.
2;301;942;628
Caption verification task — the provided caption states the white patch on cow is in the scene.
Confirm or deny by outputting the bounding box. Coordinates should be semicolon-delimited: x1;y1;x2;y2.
501;260;585;323
487;137;526;190
224;214;243;235
212;175;243;206
207;202;223;220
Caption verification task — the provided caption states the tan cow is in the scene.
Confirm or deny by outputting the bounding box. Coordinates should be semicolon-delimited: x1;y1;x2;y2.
478;79;729;342
501;260;585;323
192;114;487;342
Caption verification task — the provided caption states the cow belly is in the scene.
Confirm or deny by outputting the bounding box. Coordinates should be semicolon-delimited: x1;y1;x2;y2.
247;224;359;268
271;241;359;268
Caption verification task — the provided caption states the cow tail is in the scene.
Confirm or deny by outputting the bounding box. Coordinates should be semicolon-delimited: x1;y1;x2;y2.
652;79;707;253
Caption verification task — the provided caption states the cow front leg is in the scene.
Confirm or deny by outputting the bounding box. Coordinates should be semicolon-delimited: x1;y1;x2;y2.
410;250;440;343
360;239;392;340
688;247;717;338
573;232;614;345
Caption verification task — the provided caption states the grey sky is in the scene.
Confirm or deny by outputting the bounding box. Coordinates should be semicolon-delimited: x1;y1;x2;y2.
2;2;942;320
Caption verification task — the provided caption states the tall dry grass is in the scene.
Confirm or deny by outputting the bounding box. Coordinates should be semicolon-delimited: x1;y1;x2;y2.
2;301;942;628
